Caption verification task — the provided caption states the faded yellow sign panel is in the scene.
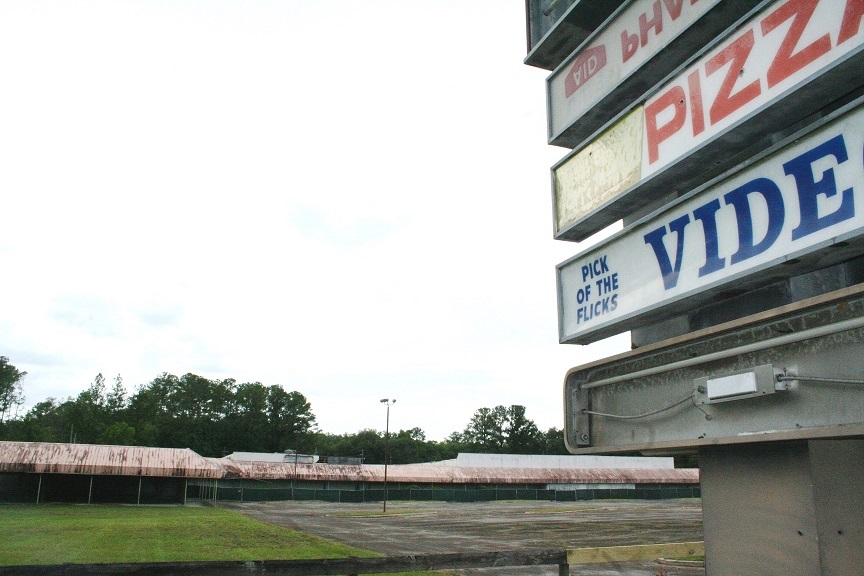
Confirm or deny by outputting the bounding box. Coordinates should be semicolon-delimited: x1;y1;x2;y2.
554;107;643;234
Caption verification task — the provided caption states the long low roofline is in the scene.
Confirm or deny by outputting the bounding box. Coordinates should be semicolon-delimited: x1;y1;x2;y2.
0;441;699;484
0;442;224;479
218;460;698;485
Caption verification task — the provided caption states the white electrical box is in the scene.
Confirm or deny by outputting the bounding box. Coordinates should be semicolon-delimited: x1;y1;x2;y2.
694;365;778;405
707;372;759;400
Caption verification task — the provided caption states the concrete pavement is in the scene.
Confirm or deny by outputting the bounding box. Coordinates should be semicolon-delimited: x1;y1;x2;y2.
224;498;705;576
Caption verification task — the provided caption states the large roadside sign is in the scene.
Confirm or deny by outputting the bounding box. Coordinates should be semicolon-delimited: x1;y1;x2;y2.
533;3;864;568
552;0;864;242
557;98;864;344
524;0;864;450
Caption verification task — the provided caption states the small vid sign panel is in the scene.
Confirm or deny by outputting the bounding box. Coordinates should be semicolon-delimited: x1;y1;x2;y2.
557;100;864;344
553;0;864;241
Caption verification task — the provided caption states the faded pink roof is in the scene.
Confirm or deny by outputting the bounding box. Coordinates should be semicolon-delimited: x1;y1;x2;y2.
0;441;698;484
218;460;699;485
0;442;223;478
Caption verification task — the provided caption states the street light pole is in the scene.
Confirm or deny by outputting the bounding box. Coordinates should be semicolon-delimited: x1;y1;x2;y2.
380;398;395;513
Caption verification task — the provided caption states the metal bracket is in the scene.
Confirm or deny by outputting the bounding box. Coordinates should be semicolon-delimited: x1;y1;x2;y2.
572;384;592;446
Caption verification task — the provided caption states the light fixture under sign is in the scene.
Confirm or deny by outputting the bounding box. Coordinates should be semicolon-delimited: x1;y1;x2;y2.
693;365;783;405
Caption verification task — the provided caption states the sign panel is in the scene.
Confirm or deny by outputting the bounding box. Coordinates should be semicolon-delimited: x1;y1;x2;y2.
557;100;864;344
642;0;864;177
554;108;643;234
548;0;755;148
552;0;864;241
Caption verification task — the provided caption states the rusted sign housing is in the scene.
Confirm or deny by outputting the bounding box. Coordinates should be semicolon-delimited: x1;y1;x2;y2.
563;285;864;453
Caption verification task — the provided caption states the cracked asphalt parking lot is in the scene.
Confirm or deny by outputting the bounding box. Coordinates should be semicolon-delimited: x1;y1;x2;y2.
223;499;705;576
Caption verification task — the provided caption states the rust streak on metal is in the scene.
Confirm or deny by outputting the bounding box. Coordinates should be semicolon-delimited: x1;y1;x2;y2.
0;442;224;478
219;460;698;485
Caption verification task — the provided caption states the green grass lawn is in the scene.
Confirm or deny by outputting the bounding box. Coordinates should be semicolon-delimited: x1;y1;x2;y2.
0;503;429;573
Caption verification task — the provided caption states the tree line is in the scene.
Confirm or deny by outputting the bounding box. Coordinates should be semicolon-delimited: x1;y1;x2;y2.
0;357;567;462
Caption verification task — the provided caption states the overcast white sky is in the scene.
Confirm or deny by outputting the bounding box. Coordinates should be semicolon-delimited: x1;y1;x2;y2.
0;0;629;441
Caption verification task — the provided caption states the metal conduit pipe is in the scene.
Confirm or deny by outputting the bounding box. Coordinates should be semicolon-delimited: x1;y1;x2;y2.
579;316;864;391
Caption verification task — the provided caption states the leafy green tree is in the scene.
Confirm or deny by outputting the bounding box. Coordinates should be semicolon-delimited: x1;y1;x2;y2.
0;356;26;424
65;373;122;443
265;386;316;452
159;373;231;455
444;430;467;448
457;405;544;454
388;427;452;464
0;364;568;462
106;374;127;413
98;421;136;445
223;382;270;451
123;373;318;456
459;406;508;452
305;427;459;464
504;405;542;453
435;435;465;460
539;427;569;455
79;373;107;408
127;372;197;450
126;378;166;443
135;422;160;447
7;399;60;441
322;428;384;463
